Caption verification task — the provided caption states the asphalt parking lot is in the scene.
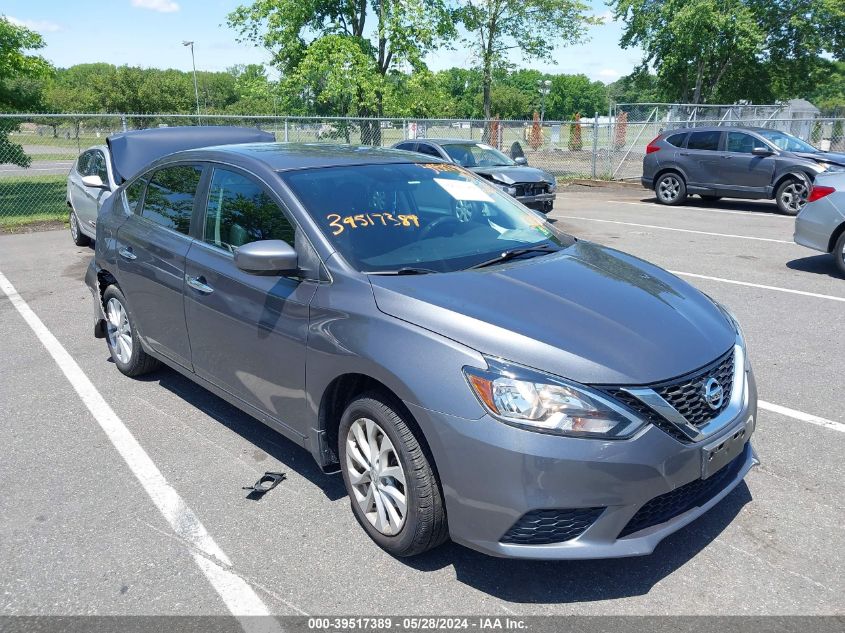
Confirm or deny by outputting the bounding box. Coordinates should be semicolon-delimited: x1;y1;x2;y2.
1;184;843;617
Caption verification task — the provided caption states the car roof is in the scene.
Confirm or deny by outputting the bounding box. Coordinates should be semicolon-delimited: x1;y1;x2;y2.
171;142;442;172
665;126;774;135
415;139;486;146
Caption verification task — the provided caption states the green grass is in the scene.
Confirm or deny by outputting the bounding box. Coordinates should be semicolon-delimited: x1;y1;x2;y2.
0;175;68;229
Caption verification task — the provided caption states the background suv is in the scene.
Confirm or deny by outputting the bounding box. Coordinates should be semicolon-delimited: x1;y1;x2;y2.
642;126;845;215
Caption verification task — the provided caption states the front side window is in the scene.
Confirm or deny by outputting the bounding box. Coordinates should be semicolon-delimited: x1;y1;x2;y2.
203;168;295;251
91;151;108;183
124;177;147;214
726;132;758;154
687;131;721;151
77;151;94;176
441;143;515;168
281;163;573;273
140;165;202;235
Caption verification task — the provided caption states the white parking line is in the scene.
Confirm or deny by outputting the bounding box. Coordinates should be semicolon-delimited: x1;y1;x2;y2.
0;271;287;628
558;215;795;244
670;271;845;303
758;401;845;433
607;199;794;219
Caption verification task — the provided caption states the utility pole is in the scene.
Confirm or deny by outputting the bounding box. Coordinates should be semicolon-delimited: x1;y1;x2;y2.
537;79;552;122
182;41;200;121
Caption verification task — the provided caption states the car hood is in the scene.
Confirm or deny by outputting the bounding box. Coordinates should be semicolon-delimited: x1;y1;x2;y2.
793;151;845;167
470;165;554;185
369;241;735;385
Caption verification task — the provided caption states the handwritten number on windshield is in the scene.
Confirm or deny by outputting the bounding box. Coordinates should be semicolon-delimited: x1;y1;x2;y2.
326;213;420;236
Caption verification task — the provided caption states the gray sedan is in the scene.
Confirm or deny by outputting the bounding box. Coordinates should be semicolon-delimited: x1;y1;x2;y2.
86;141;757;559
794;172;845;275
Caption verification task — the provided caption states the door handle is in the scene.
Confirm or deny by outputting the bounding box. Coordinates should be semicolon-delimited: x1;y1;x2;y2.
118;247;136;261
186;275;214;294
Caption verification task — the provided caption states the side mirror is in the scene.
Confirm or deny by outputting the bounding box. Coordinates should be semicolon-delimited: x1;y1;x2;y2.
514;156;528;166
234;240;298;275
81;174;108;189
752;147;773;156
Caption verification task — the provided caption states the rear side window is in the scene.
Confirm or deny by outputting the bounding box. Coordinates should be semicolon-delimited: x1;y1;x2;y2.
687;131;721;151
665;132;687;147
203;168;295;251
124;177;147;214
394;142;416;152
416;143;442;158
140;165;202;235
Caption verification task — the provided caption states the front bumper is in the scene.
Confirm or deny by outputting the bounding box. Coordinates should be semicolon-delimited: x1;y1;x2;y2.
406;368;758;559
84;259;107;338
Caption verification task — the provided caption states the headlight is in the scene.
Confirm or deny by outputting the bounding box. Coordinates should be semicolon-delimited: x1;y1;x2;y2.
463;359;646;439
496;184;517;196
547;180;557;193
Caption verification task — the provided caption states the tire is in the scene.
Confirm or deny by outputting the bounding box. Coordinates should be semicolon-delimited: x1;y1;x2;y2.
655;172;687;205
834;231;845;277
775;178;808;216
338;394;448;557
69;209;90;247
102;285;160;377
700;194;722;202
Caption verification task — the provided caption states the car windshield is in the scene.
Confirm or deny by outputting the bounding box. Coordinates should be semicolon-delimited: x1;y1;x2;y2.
757;129;818;153
441;143;516;168
280;163;572;273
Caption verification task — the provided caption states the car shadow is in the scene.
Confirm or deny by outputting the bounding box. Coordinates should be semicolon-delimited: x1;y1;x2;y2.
786;254;843;279
640;196;785;215
132;365;347;501
404;482;752;604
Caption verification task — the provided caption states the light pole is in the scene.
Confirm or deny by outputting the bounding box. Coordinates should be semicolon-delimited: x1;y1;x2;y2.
537;79;552;122
182;40;200;120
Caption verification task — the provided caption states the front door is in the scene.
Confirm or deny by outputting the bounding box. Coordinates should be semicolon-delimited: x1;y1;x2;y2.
184;166;317;432
719;131;776;194
116;163;204;370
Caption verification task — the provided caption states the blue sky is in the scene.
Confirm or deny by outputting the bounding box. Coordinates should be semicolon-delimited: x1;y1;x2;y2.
4;0;643;83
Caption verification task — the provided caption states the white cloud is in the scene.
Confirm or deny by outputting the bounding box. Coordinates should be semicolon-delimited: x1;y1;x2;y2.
131;0;180;13
6;15;62;32
596;10;615;23
598;68;621;79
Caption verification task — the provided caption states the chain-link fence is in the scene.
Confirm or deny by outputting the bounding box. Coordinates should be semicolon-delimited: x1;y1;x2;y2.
2;111;844;228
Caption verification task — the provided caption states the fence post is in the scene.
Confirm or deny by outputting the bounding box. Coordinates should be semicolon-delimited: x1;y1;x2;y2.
403;119;407;140
591;112;599;179
284;118;289;143
121;114;127;132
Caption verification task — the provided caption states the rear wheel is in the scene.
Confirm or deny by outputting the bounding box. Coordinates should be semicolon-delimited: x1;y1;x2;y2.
102;285;160;377
339;394;448;557
775;178;808;215
834;231;845;277
655;173;686;205
69;209;90;246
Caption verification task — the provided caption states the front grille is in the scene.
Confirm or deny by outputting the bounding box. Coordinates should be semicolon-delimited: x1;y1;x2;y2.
655;350;734;427
515;183;548;197
618;443;748;538
600;348;735;443
500;507;604;545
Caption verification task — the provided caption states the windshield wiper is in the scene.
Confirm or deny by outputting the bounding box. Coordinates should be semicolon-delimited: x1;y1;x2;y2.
468;244;558;270
369;267;441;275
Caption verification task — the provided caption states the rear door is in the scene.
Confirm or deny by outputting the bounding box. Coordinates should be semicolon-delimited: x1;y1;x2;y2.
719;131;776;194
183;166;318;431
678;130;724;189
115;163;204;370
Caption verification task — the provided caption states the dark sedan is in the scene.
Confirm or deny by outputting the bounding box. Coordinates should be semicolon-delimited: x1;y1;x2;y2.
392;138;556;213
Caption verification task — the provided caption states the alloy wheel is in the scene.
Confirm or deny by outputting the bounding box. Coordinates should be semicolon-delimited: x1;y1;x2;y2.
345;417;408;536
780;181;808;214
69;211;79;241
658;176;681;202
105;298;133;364
454;200;474;222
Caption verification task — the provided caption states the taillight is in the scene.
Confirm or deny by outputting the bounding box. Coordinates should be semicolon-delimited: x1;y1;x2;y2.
808;185;836;203
646;136;661;154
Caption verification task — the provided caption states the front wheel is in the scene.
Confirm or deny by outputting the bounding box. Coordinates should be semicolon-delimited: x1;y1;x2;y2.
655;173;686;205
775;178;808;216
339;394;448;557
834;231;845;277
69;209;90;246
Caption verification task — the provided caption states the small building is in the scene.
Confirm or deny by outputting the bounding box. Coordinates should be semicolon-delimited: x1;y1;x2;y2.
781;99;820;139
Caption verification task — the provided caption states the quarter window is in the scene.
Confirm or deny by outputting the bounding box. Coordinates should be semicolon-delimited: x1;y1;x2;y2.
665;132;687;147
203;168;295;251
687;131;721;151
140;165;202;235
726;132;758;154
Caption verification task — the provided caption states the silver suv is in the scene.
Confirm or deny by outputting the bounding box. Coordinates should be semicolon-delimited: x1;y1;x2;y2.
642;126;845;215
